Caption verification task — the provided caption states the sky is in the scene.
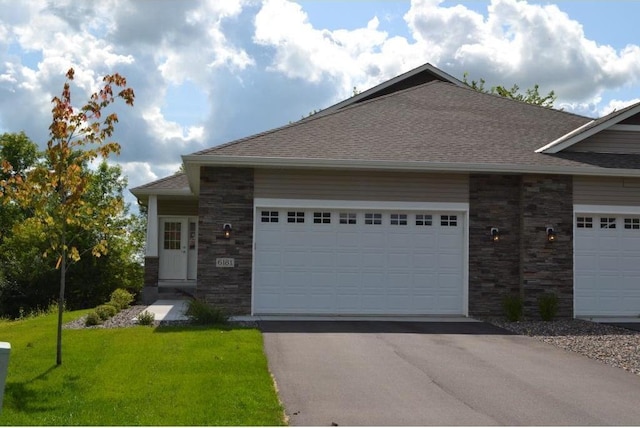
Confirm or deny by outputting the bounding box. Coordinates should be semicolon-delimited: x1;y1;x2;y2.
1;0;640;207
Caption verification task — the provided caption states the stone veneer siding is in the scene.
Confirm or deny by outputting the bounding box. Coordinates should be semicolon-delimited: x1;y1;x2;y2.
197;167;254;315
469;175;521;316
469;174;574;318
520;175;573;318
143;256;159;287
142;256;160;304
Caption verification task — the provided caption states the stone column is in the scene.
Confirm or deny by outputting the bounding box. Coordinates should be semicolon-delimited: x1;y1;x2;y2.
520;175;573;318
468;174;522;317
197;167;254;315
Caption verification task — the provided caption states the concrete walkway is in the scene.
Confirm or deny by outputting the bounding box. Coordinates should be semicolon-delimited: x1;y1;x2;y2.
142;300;189;322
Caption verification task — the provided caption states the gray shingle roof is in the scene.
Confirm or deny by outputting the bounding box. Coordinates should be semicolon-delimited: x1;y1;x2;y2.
130;173;189;193
193;81;599;170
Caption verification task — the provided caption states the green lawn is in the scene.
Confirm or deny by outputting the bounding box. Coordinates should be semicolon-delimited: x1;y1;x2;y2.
0;311;284;425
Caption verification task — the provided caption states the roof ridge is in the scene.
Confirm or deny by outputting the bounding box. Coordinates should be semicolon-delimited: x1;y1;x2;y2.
451;82;594;120
191;80;449;156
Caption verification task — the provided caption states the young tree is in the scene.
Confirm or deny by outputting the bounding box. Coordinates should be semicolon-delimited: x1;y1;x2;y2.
0;69;134;365
462;72;557;108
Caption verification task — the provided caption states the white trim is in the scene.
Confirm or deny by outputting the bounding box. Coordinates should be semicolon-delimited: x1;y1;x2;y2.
573;204;640;215
145;195;158;257
251;199;470;317
255;197;469;211
534;120;594;153
184;156;640;192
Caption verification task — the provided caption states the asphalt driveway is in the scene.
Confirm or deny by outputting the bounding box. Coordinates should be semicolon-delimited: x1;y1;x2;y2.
261;321;640;426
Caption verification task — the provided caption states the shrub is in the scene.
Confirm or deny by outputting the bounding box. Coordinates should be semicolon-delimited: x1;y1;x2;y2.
538;293;559;321
185;298;228;325
110;288;134;310
503;294;523;322
136;310;155;326
85;310;102;326
95;304;118;321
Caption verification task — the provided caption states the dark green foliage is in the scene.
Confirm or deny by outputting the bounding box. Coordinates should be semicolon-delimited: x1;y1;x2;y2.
95;304;118;320
85;310;102;326
538;293;559;321
136;310;155;326
503;294;524;322
462;72;557;108
185;298;228;325
0;138;145;318
109;288;134;310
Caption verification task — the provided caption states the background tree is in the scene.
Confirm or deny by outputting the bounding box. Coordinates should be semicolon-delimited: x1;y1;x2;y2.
463;72;557;108
1;69;134;365
0;132;39;238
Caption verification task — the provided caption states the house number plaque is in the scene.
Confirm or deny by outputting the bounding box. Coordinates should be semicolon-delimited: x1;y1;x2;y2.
216;258;235;268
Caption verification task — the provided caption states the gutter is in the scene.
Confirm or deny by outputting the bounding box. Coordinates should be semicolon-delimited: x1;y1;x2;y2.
182;155;640;196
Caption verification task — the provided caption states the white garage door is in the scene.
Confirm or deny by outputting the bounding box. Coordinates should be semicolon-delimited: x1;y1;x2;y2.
575;214;640;317
253;208;465;315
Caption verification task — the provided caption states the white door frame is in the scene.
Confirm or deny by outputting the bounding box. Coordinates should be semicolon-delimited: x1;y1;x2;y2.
159;216;198;281
251;198;469;317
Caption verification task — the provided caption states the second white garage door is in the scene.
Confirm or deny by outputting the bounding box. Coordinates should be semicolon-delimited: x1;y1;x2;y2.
253;208;466;315
575;213;640;317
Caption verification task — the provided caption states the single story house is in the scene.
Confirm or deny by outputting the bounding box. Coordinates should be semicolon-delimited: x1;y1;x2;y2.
131;63;640;319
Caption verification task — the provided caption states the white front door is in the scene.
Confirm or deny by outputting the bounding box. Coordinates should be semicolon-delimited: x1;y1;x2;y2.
159;218;188;280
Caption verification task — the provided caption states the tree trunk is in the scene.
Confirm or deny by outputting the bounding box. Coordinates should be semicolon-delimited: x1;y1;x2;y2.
56;247;66;366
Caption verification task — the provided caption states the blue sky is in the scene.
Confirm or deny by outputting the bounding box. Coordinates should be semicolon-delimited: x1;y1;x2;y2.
1;0;639;205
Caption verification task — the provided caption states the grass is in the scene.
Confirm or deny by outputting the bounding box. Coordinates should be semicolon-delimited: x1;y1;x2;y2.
0;311;284;426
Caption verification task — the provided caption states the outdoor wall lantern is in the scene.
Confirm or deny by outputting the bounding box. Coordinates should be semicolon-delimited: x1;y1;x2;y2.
223;223;232;239
490;227;500;242
546;226;556;242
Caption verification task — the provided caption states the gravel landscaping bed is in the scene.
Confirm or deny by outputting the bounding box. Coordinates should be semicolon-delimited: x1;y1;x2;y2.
63;305;190;329
484;318;640;376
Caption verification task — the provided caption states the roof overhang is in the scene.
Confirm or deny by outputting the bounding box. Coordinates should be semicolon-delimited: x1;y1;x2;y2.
182;154;640;196
129;187;195;204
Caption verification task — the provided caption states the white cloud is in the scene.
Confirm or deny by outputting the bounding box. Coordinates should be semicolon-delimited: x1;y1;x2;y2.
1;0;640;191
142;106;205;143
598;98;640;117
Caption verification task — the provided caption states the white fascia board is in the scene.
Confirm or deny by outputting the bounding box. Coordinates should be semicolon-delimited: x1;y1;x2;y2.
537;104;640;154
182;155;202;195
255;198;469;212
535;120;595;153
573;204;640;215
181;154;640;178
129;188;193;197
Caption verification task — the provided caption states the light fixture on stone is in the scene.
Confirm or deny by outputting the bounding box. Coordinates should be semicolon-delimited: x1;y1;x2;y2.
223;223;232;239
546;226;556;242
490;227;500;242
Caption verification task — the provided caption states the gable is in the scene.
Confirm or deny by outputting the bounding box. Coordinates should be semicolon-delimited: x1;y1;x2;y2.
566;126;640;154
536;102;640;154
